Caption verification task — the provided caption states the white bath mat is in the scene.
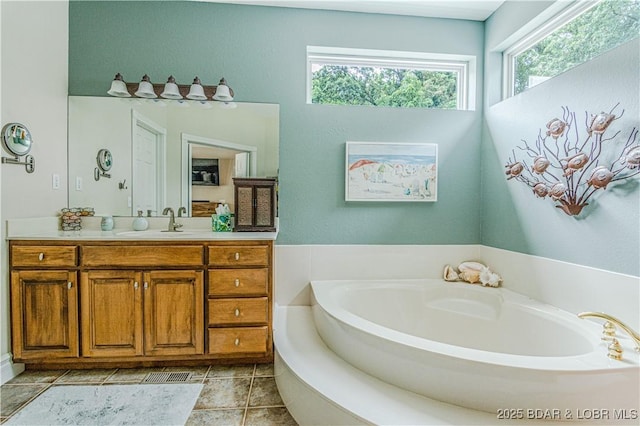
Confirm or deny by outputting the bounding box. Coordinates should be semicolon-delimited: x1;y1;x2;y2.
6;383;203;425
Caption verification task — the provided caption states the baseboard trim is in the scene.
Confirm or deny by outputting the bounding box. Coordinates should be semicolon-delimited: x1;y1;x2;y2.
1;352;24;385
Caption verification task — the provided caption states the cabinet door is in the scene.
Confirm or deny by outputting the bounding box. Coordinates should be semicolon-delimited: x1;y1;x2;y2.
143;270;204;356
254;185;275;227
10;270;78;360
81;270;143;357
235;185;255;228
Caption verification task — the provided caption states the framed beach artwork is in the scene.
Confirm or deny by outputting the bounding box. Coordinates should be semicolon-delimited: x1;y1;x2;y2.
345;142;438;202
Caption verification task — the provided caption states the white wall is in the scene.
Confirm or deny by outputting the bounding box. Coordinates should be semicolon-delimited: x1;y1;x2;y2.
0;0;69;383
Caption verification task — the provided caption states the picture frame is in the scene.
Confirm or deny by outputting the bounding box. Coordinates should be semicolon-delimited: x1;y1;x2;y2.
345;142;437;202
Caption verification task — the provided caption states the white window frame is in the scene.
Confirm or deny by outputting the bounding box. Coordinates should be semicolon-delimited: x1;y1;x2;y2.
502;1;601;99
307;46;476;111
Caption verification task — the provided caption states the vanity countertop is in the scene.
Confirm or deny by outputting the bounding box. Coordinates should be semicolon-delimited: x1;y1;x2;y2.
6;217;278;241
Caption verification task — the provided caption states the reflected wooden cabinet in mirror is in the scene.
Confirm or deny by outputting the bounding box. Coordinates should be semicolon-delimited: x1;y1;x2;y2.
233;178;277;232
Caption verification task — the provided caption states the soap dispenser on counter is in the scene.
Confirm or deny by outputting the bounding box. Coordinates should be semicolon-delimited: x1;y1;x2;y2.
132;210;149;231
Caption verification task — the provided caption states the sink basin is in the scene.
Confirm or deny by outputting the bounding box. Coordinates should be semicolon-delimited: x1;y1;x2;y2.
115;230;199;238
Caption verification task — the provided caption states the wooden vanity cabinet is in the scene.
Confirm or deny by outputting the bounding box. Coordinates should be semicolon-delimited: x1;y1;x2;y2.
80;246;204;358
81;269;204;358
207;241;273;358
10;269;79;360
9;239;273;368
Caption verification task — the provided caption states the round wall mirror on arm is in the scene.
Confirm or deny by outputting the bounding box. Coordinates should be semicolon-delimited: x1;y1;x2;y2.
1;122;35;173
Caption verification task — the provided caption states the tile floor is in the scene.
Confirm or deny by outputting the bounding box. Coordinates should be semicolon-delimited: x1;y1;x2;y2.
0;364;297;425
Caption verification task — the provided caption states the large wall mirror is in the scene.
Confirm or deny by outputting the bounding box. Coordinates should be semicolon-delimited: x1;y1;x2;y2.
68;96;279;217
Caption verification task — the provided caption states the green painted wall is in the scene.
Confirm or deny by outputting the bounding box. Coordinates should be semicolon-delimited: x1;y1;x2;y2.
68;1;484;245
482;2;639;276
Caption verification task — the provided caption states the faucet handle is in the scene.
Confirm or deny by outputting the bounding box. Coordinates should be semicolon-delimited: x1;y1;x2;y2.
607;338;623;360
601;321;617;341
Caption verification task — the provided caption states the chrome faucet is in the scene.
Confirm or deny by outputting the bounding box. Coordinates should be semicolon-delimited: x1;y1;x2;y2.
578;311;640;360
161;207;183;232
177;207;187;217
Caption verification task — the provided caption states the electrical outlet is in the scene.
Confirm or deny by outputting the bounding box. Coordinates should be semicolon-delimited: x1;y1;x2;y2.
76;176;83;191
52;174;60;190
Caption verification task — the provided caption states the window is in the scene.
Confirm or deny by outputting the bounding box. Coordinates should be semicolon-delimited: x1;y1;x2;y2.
307;46;476;110
504;0;640;97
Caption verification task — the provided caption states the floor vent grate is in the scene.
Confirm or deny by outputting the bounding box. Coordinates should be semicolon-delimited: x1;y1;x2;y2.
142;372;193;384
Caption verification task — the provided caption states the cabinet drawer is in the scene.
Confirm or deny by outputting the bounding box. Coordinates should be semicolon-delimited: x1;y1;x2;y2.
208;327;268;355
208;298;268;326
208;269;268;296
208;245;269;267
11;245;77;267
82;245;203;267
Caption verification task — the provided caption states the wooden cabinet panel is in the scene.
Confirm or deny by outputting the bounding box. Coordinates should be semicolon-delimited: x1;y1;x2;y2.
10;270;78;360
208;245;269;267
208;327;268;355
208;268;268;296
144;270;204;356
12;245;77;268
81;270;143;357
208;298;268;326
82;245;203;267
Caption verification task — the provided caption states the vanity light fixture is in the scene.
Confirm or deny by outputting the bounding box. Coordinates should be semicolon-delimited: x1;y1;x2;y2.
160;76;183;100
187;77;207;101
107;73;131;98
107;73;234;102
212;78;233;101
134;74;157;99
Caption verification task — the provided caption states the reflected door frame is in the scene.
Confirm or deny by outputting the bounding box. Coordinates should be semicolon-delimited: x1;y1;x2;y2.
181;133;257;216
132;111;166;216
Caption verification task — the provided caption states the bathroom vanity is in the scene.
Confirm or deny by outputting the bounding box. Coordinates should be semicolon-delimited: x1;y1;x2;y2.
8;220;275;369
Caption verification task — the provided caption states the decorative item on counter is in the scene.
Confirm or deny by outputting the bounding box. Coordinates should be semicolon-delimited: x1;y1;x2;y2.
443;261;502;287
100;215;114;231
132;210;149;231
505;104;639;216
80;207;95;217
61;208;82;231
212;202;232;232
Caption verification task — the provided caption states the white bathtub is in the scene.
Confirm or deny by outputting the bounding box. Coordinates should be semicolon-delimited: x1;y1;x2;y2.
311;279;640;416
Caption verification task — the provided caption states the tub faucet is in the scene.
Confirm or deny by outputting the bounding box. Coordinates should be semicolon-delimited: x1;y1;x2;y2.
578;311;640;360
161;207;183;232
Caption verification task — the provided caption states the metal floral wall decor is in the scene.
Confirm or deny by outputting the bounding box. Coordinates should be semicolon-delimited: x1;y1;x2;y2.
505;104;639;216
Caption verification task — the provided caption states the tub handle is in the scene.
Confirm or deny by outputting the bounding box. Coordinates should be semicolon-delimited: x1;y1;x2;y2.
578;311;640;358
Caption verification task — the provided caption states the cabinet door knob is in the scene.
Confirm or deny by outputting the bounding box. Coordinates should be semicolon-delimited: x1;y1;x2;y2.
134;281;139;290
234;338;240;346
234;252;240;260
67;282;72;289
234;308;240;317
38;253;45;261
144;282;149;290
234;279;240;287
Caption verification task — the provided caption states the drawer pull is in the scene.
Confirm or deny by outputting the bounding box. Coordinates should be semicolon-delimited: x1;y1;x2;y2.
134;281;139;290
38;253;45;261
67;282;72;289
234;338;240;346
234;278;240;287
234;252;240;261
234;308;240;317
